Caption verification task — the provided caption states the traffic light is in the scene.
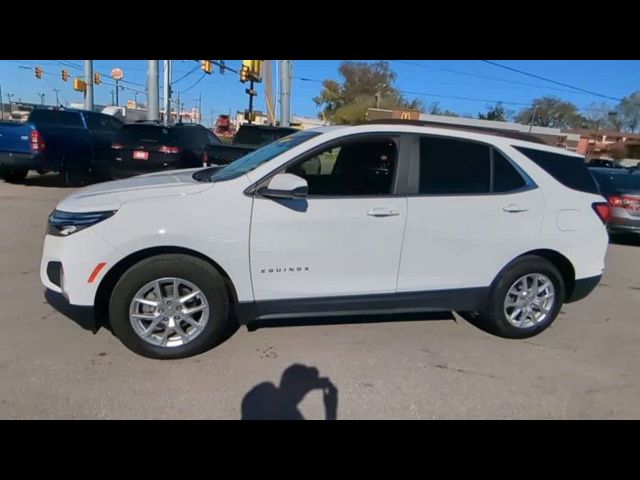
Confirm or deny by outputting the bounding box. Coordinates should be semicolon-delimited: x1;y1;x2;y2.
240;65;250;83
61;69;69;82
201;60;213;74
94;73;101;85
35;66;43;79
73;78;87;92
242;60;263;82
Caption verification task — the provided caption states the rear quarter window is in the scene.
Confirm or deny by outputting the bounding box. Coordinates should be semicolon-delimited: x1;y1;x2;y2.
514;146;599;195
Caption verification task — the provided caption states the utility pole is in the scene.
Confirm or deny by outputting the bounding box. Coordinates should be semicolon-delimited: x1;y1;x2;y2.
279;60;292;127
147;60;159;121
53;89;60;107
38;93;45;105
163;60;172;125
528;105;538;133
176;90;181;123
84;60;94;111
0;83;4;120
6;93;14;119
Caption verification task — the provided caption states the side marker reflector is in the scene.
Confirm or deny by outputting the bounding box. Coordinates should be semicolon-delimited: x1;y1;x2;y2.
88;262;107;283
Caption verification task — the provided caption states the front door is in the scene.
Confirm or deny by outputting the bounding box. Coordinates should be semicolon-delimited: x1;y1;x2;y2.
250;135;408;302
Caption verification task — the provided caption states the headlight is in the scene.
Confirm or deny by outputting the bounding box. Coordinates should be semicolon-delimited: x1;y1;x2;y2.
47;210;116;237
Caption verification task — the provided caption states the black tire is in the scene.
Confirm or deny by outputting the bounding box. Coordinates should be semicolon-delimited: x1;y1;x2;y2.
471;255;565;339
108;254;232;359
0;166;28;183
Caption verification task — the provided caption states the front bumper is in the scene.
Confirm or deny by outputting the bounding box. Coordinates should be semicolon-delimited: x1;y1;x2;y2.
40;229;123;306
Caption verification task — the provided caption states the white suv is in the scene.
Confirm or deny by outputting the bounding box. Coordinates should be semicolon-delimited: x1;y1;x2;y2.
40;124;610;359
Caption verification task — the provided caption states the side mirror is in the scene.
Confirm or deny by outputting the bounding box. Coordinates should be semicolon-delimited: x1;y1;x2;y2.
258;173;308;199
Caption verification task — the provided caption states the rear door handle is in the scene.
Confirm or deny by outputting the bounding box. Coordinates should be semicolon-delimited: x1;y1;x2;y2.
367;208;400;217
503;204;530;213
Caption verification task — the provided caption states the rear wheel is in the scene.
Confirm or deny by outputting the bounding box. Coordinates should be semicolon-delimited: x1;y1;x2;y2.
471;255;565;339
0;166;28;183
108;254;232;359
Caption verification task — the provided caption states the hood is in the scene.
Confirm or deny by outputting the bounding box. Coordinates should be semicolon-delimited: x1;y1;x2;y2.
56;168;214;213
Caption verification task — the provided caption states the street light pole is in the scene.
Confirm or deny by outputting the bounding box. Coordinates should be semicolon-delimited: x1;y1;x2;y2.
38;93;45;105
53;89;60;107
0;83;4;120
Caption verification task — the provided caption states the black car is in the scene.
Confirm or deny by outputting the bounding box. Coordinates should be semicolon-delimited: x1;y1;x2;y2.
590;167;640;236
94;122;221;179
205;124;299;166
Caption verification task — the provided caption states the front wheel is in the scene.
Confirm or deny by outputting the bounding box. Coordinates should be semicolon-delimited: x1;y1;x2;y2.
471;255;565;339
108;254;232;359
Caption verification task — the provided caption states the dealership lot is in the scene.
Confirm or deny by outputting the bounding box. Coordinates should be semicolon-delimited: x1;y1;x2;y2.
1;174;639;419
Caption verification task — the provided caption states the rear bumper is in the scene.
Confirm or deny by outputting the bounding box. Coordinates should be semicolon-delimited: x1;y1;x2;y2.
608;210;640;235
0;151;40;169
566;275;602;303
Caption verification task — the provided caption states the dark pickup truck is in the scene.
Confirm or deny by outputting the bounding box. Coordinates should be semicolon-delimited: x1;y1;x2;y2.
206;123;298;166
0;108;123;183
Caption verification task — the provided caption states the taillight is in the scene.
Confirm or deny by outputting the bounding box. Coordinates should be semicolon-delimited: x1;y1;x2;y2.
30;129;45;153
609;195;640;211
159;145;181;154
111;143;124;150
592;202;611;224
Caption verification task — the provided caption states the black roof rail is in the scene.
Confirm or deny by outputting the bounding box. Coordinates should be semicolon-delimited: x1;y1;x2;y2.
364;119;551;145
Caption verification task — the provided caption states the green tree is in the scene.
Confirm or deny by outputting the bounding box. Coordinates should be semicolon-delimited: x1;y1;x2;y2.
426;102;459;117
516;96;587;129
478;103;507;121
313;61;423;124
617;91;640;133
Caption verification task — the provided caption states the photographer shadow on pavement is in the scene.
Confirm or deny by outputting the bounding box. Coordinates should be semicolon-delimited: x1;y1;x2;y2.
241;364;338;420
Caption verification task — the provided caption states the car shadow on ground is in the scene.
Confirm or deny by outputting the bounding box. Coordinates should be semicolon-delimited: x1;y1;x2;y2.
44;289;103;333
19;173;103;189
610;234;640;247
246;311;456;331
241;364;338;420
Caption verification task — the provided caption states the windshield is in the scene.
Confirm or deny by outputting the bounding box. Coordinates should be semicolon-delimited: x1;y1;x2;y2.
193;131;320;182
116;125;175;145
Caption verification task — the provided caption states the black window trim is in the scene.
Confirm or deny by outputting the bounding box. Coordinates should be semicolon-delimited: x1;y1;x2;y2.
246;132;413;199
408;133;538;198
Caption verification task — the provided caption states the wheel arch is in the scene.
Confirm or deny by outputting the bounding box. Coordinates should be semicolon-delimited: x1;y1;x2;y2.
490;249;576;302
94;246;240;328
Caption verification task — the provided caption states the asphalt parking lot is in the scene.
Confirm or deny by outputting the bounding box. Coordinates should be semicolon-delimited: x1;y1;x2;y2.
1;174;639;419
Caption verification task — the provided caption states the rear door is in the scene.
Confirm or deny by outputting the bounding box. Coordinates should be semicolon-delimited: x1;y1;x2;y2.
397;135;545;294
28;110;91;170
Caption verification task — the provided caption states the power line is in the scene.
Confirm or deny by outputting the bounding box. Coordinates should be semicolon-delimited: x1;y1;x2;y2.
391;60;596;97
293;74;616;114
181;73;206;94
481;60;622;102
173;64;201;84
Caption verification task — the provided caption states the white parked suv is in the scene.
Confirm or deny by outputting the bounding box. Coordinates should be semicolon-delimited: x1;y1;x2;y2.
40;123;610;359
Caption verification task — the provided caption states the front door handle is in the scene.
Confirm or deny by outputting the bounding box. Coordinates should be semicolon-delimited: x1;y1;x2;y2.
503;204;530;213
367;208;400;217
